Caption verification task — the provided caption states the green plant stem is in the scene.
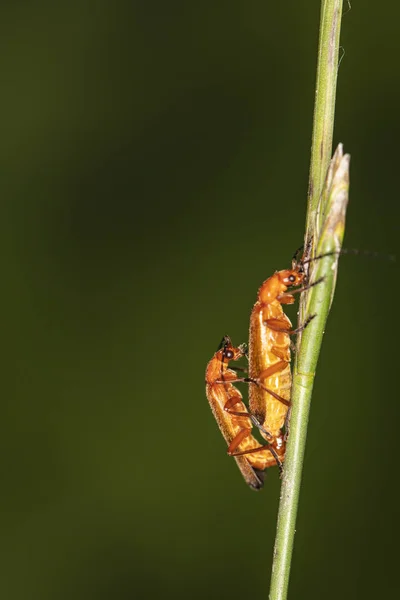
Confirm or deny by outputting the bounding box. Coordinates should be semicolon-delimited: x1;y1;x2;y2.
268;2;345;600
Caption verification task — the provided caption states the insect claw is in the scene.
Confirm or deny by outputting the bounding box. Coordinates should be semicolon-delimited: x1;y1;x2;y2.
239;342;248;356
251;468;265;489
306;313;317;325
313;276;325;285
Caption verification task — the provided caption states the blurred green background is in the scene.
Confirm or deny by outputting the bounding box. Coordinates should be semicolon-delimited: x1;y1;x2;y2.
1;1;399;599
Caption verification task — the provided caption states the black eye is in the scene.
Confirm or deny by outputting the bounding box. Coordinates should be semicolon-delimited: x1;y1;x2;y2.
288;275;296;283
225;350;234;359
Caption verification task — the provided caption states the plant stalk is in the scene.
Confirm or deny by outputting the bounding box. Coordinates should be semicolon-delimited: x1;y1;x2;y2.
268;2;346;600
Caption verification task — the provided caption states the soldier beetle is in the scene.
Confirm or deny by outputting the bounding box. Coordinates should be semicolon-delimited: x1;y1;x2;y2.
245;249;320;472
205;336;279;490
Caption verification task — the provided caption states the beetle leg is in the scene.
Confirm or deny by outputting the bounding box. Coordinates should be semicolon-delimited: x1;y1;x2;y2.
265;313;316;335
229;438;283;473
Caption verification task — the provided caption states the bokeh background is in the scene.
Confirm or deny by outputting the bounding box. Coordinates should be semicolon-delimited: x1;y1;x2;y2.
2;1;399;599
